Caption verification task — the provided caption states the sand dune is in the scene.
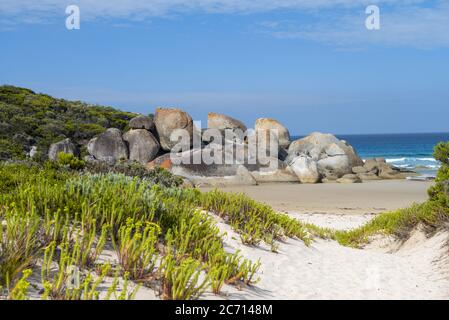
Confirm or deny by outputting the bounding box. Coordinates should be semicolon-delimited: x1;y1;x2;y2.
200;180;448;300
210;214;449;300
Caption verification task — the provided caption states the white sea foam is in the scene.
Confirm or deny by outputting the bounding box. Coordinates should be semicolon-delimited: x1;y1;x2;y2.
381;157;440;172
386;158;406;163
416;158;437;162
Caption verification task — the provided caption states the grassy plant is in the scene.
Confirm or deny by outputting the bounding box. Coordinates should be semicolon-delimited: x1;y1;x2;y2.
0;206;42;291
8;269;33;300
113;218;160;280
162;202;225;262
56;152;86;170
40;224;110;300
159;254;209;300
104;271;141;300
205;250;260;286
41;245;110;301
208;265;229;295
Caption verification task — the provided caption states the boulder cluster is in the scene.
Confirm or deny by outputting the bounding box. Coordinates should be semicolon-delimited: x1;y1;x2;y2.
48;107;418;186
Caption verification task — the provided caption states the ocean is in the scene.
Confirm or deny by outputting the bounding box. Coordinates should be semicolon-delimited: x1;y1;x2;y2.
292;132;449;177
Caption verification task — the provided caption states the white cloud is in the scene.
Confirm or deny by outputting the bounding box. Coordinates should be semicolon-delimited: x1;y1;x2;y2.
0;0;447;48
259;2;449;48
0;0;424;19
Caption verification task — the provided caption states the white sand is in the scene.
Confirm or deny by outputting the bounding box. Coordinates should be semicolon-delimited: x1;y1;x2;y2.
209;214;449;300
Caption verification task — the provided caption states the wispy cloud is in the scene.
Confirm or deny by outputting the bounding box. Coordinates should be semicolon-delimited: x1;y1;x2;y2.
1;0;447;48
258;2;449;48
0;0;424;19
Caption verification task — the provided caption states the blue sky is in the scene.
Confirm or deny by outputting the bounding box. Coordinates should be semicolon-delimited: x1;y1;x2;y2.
1;0;448;135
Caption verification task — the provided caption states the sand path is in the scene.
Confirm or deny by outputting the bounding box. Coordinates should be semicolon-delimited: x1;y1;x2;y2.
210;212;449;300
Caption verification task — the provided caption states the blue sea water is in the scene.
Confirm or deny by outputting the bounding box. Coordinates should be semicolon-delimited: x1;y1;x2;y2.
292;132;449;177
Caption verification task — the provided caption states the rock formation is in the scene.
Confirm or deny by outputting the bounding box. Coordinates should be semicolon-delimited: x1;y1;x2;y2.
154;107;195;152
78;107;419;187
337;174;362;184
123;129;160;165
289;155;321;183
208;112;247;132
287;132;363;179
129;115;154;131
255;118;291;149
48;138;79;161
87;128;128;163
353;158;418;180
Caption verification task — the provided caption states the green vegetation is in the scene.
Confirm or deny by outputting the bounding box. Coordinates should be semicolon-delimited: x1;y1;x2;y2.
57;152;86;170
113;219;160;280
0;163;264;300
0;85;137;161
428;142;449;207
0;207;41;290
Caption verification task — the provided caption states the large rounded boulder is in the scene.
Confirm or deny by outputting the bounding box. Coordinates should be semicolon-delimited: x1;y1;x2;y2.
317;143;351;178
154;107;194;152
208;112;247;132
255;118;291;149
123;129;160;165
289;155;321;183
287;132;363;178
87;128;128;163
48;138;79;161
129;115;154;131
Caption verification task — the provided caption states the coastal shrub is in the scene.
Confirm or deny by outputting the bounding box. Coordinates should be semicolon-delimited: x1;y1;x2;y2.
8;269;33;300
162;203;224;261
158;253;209;300
41;240;110;300
104;271;141;300
56;152;86;170
0;206;42;291
84;161;183;188
428;142;449;207
107;272;141;300
208;265;228;295
0;85;137;160
113;218;160;280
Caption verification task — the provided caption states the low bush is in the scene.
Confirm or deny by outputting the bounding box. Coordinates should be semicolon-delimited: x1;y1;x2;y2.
113;219;160;280
56;152;86;170
0;206;42;291
158;254;209;300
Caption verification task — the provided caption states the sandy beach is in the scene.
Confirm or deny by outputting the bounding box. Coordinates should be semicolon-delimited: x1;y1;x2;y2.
201;180;432;215
198;179;449;300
